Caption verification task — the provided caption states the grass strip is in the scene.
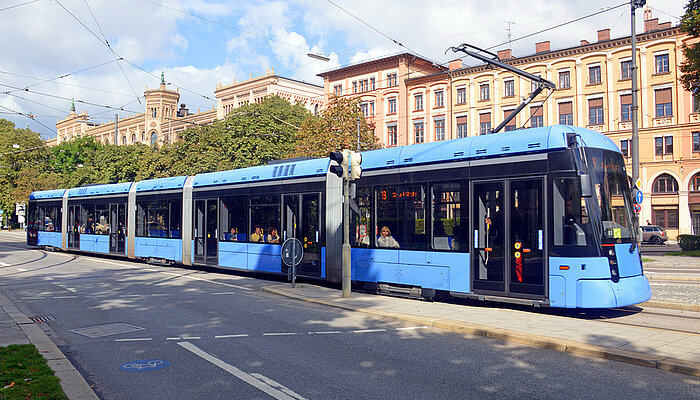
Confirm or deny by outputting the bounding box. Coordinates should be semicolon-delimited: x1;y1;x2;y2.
0;344;67;400
664;251;700;257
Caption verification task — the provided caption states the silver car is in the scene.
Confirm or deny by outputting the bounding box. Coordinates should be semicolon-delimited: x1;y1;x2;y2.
641;225;668;244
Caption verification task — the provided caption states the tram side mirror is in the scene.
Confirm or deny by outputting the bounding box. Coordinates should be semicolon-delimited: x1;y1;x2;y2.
580;174;593;198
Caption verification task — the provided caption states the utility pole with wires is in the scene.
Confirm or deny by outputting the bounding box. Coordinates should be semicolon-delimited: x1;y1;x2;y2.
631;0;646;241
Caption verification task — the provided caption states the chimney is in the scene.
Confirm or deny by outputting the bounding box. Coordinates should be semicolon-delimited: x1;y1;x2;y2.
597;29;610;42
535;41;550;53
659;22;672;30
645;18;659;32
580;40;589;46
448;59;463;70
497;49;512;60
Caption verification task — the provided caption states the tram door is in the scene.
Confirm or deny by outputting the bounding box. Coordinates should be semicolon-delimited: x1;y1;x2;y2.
472;178;545;298
67;205;80;249
109;203;126;254
282;193;321;277
194;199;218;265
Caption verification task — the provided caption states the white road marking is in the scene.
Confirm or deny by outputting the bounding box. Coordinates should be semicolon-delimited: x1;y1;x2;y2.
115;338;152;342
119;294;141;298
215;334;249;339
181;336;201;340
43;277;54;281
308;331;342;335
53;296;77;299
0;261;10;266
177;341;304;400
151;293;172;297
263;332;297;336
250;373;307;400
210;292;237;295
353;329;387;334
396;326;429;331
16;268;27;272
166;337;182;341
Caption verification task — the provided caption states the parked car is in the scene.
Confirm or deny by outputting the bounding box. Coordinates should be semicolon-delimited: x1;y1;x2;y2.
642;225;668;244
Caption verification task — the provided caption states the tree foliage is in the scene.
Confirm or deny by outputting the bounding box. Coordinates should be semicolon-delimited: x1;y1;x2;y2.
2;95;386;219
294;96;380;158
680;0;700;92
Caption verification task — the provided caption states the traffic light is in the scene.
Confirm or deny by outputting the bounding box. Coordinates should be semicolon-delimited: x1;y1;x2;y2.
350;151;362;180
329;150;349;179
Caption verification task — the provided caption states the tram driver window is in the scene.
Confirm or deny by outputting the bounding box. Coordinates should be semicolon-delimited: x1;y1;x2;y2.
553;178;590;246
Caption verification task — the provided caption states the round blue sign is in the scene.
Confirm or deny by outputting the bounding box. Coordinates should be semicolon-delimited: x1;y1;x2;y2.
119;359;170;372
635;190;643;204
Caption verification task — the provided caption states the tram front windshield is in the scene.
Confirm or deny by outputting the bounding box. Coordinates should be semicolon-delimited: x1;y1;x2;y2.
587;149;635;244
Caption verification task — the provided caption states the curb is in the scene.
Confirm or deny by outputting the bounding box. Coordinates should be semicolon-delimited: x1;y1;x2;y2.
0;292;99;400
645;275;700;282
262;286;700;378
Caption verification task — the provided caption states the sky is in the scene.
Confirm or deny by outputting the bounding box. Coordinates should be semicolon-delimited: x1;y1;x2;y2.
0;0;690;139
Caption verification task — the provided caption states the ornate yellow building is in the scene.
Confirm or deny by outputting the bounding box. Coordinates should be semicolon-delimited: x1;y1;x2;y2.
319;14;700;238
53;71;323;147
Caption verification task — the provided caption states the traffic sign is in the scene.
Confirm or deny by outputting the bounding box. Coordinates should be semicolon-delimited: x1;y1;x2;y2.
281;238;303;267
634;178;643;190
635;190;643;204
633;203;641;213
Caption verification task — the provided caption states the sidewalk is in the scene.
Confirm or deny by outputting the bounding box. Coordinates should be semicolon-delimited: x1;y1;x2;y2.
263;284;700;378
0;291;98;400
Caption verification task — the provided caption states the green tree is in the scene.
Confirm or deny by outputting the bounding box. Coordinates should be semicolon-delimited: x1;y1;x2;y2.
0;119;51;215
294;95;380;158
170;95;311;175
680;0;700;92
48;136;103;185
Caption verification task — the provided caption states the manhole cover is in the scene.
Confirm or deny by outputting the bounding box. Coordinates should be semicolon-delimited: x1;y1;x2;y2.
30;316;55;323
69;323;144;338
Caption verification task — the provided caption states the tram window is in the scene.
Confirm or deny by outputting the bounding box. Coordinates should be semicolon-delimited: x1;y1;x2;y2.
81;205;95;234
376;184;428;250
169;200;181;238
432;182;467;251
136;202;146;236
28;203;37;231
351;186;372;248
250;194;280;243
553;178;590;246
148;201;168;237
37;205;46;231
95;203;109;235
220;196;247;241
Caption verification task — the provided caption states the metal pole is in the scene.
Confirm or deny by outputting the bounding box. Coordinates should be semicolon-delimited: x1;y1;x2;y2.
114;113;119;145
356;117;360;151
291;237;296;288
342;177;351;297
631;0;642;238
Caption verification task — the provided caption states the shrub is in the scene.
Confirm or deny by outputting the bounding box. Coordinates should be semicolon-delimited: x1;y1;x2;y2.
677;234;700;251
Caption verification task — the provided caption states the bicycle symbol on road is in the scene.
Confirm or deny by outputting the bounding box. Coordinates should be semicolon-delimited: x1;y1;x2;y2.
119;359;170;372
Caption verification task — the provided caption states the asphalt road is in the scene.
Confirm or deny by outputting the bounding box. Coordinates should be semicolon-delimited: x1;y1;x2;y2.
0;233;699;399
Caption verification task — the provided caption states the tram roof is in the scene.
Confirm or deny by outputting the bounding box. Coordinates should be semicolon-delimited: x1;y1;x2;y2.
66;182;133;198
192;157;331;188
135;176;188;192
28;189;66;200
361;125;619;170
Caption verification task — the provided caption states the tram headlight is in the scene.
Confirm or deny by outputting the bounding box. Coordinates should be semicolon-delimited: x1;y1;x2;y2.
608;248;615;257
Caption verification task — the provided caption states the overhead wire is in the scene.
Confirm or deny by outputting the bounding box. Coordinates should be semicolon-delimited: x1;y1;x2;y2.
0;0;41;13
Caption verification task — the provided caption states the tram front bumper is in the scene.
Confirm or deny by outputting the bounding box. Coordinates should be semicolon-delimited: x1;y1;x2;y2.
575;274;652;308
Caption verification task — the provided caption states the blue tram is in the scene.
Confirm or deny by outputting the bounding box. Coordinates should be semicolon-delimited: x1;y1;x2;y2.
27;125;652;308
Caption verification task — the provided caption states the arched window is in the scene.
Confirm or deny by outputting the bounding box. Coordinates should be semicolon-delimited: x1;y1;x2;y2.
150;131;158;146
652;173;678;193
141;131;145;141
121;135;127;145
690;173;700;191
314;104;319;115
131;134;136;143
